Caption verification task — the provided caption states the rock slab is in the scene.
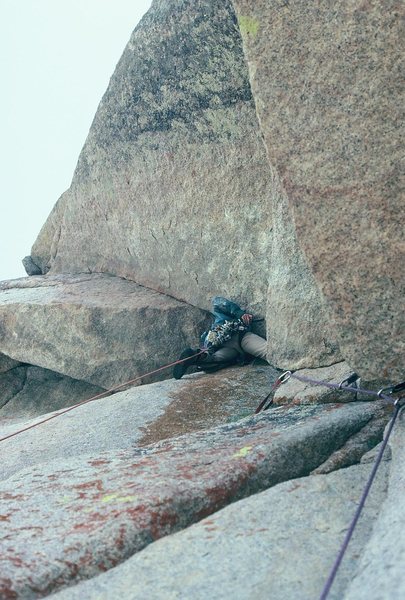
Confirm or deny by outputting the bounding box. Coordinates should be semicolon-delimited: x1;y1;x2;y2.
50;462;388;600
0;401;381;598
344;406;405;599
0;364;277;482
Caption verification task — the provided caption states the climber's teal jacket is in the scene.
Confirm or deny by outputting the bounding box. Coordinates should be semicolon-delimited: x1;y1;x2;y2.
200;296;248;347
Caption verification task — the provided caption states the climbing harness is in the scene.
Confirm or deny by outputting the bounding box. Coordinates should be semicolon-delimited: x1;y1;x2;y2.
203;319;249;353
256;369;404;600
0;350;206;444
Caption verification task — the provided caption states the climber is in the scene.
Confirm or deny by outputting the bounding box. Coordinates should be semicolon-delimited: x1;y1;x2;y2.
173;296;267;379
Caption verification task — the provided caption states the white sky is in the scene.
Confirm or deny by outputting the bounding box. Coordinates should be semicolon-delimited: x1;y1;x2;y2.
0;0;152;281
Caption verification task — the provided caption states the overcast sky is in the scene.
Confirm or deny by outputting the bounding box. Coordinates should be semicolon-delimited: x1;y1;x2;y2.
0;0;152;281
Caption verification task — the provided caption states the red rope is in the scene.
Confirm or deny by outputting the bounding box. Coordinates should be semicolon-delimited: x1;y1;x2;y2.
0;350;205;444
255;377;282;413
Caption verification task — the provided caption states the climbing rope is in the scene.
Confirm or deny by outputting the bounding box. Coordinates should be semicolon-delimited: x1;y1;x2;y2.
255;370;405;414
285;371;399;402
0;350;206;444
319;396;404;599
255;369;404;600
255;370;400;412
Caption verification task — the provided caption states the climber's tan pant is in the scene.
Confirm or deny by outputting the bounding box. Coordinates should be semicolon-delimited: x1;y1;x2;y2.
240;332;267;360
206;332;267;363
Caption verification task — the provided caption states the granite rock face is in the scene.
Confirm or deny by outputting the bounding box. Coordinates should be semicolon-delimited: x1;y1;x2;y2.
0;273;210;388
31;0;274;316
0;353;21;373
232;0;404;381
49;463;388;600
266;184;342;369
2;2;402;597
28;0;339;369
0;401;382;598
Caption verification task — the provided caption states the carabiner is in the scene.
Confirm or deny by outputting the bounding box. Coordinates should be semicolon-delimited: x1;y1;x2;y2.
378;380;405;398
339;372;359;389
278;371;292;384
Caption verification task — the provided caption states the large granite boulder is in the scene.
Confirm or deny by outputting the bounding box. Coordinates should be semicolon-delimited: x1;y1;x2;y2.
0;273;210;388
28;0;340;370
232;0;404;382
30;0;274;316
0;400;383;598
265;187;341;369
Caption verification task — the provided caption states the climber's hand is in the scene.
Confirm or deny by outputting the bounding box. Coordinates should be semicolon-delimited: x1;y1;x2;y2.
241;313;253;326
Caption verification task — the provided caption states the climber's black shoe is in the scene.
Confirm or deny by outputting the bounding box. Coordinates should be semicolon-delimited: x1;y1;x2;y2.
173;348;200;379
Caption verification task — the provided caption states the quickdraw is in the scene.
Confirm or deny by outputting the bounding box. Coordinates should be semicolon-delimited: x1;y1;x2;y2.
255;371;291;413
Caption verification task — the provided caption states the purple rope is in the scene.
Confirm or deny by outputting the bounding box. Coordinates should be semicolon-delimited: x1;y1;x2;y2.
280;371;402;598
289;372;393;402
319;400;401;599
